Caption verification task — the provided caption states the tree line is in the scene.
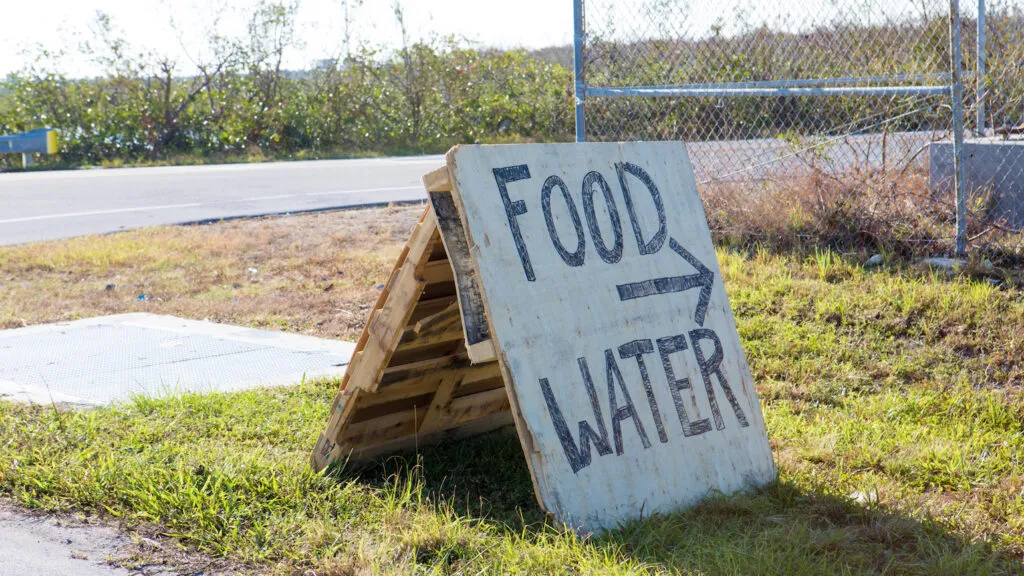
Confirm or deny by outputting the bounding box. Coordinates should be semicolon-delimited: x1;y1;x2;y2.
0;3;575;169
3;1;1022;170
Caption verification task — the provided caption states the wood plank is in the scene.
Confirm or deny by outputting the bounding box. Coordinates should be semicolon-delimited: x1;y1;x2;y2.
376;360;500;396
451;374;505;399
351;363;502;418
349;391;436;424
343;387;511;450
313;159;522;474
335;206;435;395
419;280;458;301
356;258;430;390
422;166;452;192
445;387;510;428
314;206;442;470
381;351;469;378
312;434;335;469
399;325;463;351
418;373;461;433
441;142;777;532
466;340;497;363
343;411;515;466
455;361;502;385
407;209;439;265
412;302;460;335
342;406;423;447
312;387;363;470
357;364;503;415
408;295;459;324
382;359;499;389
389;339;463;369
428;190;494;363
355;309;380;349
420;259;455;285
382;205;431;284
357;376;444;408
399;304;463;349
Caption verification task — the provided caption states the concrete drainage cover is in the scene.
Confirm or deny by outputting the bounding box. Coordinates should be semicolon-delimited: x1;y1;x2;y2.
0;313;355;406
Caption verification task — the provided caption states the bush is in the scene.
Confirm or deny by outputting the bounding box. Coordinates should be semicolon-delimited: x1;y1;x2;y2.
0;6;575;169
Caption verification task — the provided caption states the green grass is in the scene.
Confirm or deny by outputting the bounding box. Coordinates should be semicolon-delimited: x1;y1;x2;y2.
2;246;1024;574
0;146;420;173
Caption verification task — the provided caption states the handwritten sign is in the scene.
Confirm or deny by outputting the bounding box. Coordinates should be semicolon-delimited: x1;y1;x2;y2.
445;142;775;531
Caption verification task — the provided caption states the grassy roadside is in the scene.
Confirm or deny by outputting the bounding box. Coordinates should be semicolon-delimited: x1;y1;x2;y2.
0;148;420;173
0;134;556;174
0;205;424;340
1;207;1023;574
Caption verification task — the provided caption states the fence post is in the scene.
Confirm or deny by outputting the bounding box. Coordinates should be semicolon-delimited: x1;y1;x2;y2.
573;0;586;143
950;0;968;256
976;0;986;134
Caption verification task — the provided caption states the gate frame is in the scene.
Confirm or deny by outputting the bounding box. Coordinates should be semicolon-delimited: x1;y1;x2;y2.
571;0;970;254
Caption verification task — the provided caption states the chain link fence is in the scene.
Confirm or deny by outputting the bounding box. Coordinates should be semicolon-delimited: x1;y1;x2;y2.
968;0;1024;253
574;0;1024;258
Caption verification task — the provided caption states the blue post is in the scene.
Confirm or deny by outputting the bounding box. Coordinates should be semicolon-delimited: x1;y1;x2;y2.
573;0;586;143
0;128;58;168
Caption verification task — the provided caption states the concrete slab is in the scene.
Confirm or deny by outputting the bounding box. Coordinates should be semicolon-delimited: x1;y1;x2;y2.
0;314;355;406
930;137;1024;228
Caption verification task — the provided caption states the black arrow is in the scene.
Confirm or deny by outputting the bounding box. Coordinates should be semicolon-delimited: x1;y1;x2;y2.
615;237;714;326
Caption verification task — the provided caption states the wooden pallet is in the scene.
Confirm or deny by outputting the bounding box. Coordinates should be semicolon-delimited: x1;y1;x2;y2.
311;167;512;471
313;142;777;531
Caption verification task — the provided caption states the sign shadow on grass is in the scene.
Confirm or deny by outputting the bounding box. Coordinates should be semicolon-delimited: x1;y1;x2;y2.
336;430;1018;574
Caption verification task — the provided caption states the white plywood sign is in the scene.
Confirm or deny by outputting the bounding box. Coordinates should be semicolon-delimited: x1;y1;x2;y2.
444;142;776;531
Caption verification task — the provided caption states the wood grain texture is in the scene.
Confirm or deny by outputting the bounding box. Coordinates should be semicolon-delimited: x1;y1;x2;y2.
422;165;452;193
446;142;775;531
341;411;515;465
429;190;495;362
311;186;512;473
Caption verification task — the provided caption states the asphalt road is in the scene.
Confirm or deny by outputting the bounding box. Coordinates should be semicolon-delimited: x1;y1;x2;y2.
0;506;133;576
0;132;936;246
0;156;443;245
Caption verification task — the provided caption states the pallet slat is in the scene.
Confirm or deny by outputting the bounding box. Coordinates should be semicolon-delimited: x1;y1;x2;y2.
342;411;515;465
341;385;512;450
420;259;455;285
423;166;451;192
429;191;495;363
311;198;513;472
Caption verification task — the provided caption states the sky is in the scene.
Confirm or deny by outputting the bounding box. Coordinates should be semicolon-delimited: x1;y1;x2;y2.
1;0;951;78
0;0;575;77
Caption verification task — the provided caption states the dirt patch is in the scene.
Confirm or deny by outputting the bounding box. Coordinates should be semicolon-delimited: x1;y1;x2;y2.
0;204;425;340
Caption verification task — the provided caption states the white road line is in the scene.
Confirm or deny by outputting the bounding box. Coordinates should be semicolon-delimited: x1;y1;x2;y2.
304;185;422;197
0;156;446;183
0;185;426;225
0;203;204;224
239;194;295;201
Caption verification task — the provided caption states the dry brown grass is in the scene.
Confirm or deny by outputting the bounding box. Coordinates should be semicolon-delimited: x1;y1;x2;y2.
703;169;953;253
0;204;426;339
702;168;1024;263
